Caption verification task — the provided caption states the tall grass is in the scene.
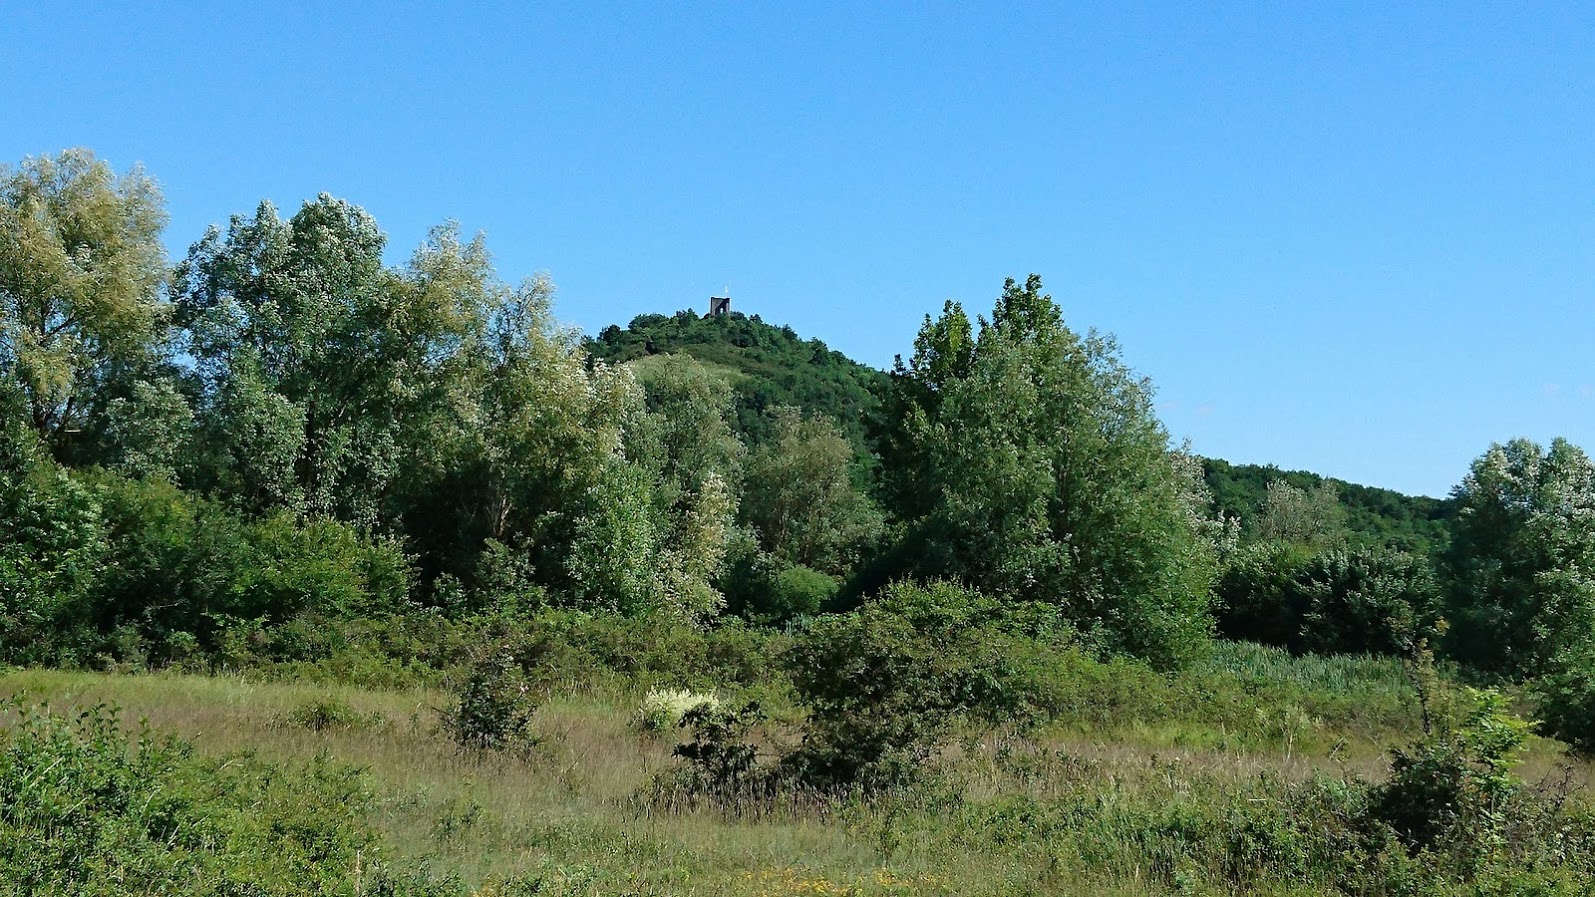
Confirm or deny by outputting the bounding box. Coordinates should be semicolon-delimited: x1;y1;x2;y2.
2;649;1592;896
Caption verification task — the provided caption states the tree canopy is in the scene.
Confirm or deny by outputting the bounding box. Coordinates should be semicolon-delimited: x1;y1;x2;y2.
877;275;1222;667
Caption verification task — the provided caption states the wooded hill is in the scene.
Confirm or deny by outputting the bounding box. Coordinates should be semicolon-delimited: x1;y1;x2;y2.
587;308;1454;550
588;310;887;454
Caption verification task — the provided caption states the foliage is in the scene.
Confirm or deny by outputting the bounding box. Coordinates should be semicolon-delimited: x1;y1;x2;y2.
0;149;170;463
1530;645;1595;754
741;406;883;577
444;645;541;754
1253;479;1347;548
876;275;1220;668
0;421;104;665
504;610;785;692
82;469;412;665
1216;543;1441;656
765;564;842;622
1368;687;1532;860
784;580;1075;791
669;701;770;803
0;700;386;895
1444;437;1595;677
285;697;388;733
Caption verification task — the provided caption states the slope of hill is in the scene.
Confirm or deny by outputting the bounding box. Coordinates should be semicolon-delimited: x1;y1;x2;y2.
1203;457;1455;553
587;310;889;451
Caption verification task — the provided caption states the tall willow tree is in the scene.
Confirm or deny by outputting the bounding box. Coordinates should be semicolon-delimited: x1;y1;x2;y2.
880;275;1219;667
173;199;492;525
0;149;175;466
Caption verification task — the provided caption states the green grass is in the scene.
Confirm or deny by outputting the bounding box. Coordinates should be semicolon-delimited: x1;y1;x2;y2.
2;647;1592;895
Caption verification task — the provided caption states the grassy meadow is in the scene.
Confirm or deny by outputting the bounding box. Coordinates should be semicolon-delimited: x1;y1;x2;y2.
4;642;1589;896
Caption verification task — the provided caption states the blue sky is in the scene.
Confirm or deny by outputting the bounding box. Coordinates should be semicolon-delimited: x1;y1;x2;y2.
6;2;1592;497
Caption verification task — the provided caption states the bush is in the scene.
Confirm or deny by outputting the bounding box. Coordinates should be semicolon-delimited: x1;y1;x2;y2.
77;471;415;668
1531;647;1595;754
443;646;541;754
0;700;379;892
512;610;786;691
1367;688;1531;859
1217;544;1439;656
783;580;1073;791
669;701;770;804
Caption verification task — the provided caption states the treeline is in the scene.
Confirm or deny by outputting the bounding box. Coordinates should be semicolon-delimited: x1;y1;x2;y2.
5;149;1595;746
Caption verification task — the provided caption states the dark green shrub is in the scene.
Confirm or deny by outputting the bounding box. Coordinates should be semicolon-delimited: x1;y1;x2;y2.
88;472;251;661
1216;542;1313;648
1298;548;1440;656
783;580;1073;791
670;701;771;804
726;557;839;625
1217;543;1439;656
763;565;838;622
245;512;413;622
77;471;415;668
1368;688;1531;858
443;646;540;754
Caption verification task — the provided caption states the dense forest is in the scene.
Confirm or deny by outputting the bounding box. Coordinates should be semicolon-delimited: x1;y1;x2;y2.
7;150;1595;894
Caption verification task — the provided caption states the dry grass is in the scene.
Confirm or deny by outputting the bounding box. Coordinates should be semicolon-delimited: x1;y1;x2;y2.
2;667;1591;896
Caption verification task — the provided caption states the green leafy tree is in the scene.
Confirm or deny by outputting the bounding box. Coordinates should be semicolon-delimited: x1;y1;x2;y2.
0;149;171;462
741;407;883;576
880;275;1220;667
175;201;492;525
595;354;744;620
626;353;744;503
416;274;645;604
1444;437;1595;677
1253;479;1347;548
0;414;105;664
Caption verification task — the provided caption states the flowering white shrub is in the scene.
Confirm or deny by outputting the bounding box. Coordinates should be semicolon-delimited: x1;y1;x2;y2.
637;688;720;733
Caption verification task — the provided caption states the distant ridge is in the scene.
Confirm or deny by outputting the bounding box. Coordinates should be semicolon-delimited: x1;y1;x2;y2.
587;309;1454;550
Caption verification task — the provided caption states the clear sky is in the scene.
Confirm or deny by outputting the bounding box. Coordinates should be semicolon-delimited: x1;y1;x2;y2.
6;2;1592;497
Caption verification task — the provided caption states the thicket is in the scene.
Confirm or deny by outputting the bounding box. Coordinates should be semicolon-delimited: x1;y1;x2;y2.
0;700;430;894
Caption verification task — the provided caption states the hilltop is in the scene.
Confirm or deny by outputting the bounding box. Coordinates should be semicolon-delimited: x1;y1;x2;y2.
587;310;890;452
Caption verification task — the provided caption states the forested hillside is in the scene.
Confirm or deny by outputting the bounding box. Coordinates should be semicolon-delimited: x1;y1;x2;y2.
587;306;1456;554
588;310;888;453
1203;458;1455;553
9;149;1595;894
